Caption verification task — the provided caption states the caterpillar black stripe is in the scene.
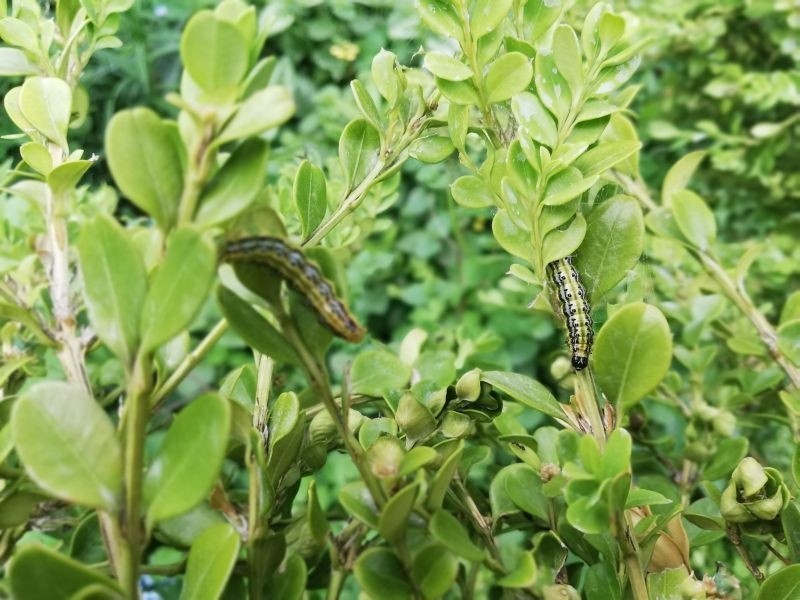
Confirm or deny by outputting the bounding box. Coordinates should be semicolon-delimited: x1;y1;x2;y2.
547;256;593;370
222;236;366;343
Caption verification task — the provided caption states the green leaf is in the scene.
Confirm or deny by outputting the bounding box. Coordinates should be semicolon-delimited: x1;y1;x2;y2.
9;545;121;600
429;510;485;561
0;47;38;76
294;160;327;238
216;86;294;145
196;138;269;226
339;118;381;191
703;437;748;481
180;11;248;93
436;77;481;105
354;548;413;600
625;488;671;509
486;52;533;103
756;565;800;600
19;77;71;148
378;482;418;545
573;141;641;178
552;25;583;97
542;214;587;265
448;103;469;152
777;319;800;367
782;501;800;563
470;0;512;38
264;554;306;600
307;481;329;544
408;131;455;164
351;79;383;129
451;175;493;208
266;392;305;487
534;52;571;123
412;544;459;599
372;49;399;105
672;190;716;251
144;393;231;524
482;371;563;420
417;0;462;40
647;567;691;600
12;382;121;510
574;195;644;300
423;51;473;81
0;302;57;347
217;286;300;366
180;523;240;600
492;209;533;262
339;482;379;528
399;446;437;476
501;463;548;521
512;92;557;148
780;291;800;326
140;228;216;352
350;349;412;397
47;160;92;197
20;142;52;174
584;562;621;600
105;108;183;230
543;166;597;206
661;151;706;208
594;302;672;407
78;215;147;366
426;441;463;511
497;551;537;588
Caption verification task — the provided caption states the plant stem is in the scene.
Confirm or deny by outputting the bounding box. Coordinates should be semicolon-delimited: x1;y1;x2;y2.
120;353;153;598
726;523;764;581
620;511;649;600
178;123;216;225
150;318;229;409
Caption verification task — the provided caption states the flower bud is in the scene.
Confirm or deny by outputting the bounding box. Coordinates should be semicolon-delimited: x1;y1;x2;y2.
720;457;790;523
712;410;736;437
367;437;405;479
455;368;482;402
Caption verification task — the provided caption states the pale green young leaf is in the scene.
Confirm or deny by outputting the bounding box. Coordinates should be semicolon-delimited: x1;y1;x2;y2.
543;166;597;206
512;92;557;148
20;142;51;174
78;214;147;366
19;77;71;148
542;214;587;265
47;160;92;197
294;160;327;238
216;85;294;145
180;523;240;600
350;79;383;129
144;393;231;524
350;349;412;397
451;175;493;208
664;152;710;205
470;0;512;39
180;11;249;93
0;17;39;54
0;48;37;76
423;51;473;81
105;108;184;230
573;140;641;178
535;52;571;123
12;382;121;511
436;77;481;105
371;49;399;105
140;227;217;351
417;0;462;40
196;138;269;226
486;52;533;103
672;190;716;251
552;25;583;98
378;482;418;545
339;118;381;191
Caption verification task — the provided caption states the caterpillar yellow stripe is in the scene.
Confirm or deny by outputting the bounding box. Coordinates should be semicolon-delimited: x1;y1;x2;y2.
547;256;593;370
221;237;366;343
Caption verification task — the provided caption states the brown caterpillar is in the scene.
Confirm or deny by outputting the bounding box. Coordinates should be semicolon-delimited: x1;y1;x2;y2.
547;256;593;370
221;237;366;343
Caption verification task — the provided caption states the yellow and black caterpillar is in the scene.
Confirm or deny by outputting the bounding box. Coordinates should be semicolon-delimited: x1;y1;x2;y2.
547;256;593;370
221;237;366;343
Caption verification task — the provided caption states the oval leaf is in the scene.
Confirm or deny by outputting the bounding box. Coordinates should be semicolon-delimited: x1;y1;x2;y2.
144;393;231;524
481;371;563;420
78;214;147;367
486;52;533;103
180;522;241;600
339;118;381;192
19;77;71;148
594;302;672;407
672;190;716;251
354;548;413;600
12;382;121;510
180;11;248;92
574;195;644;300
140;227;217;351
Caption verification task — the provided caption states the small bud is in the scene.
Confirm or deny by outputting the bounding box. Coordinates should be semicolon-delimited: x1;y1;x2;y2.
684;441;712;462
720;457;790;523
712;410;736;437
455;368;482;402
395;392;436;445
309;411;338;447
367;437;405;479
